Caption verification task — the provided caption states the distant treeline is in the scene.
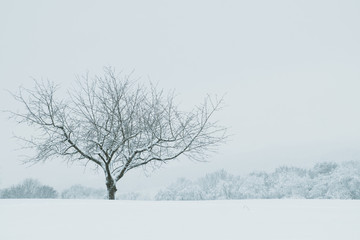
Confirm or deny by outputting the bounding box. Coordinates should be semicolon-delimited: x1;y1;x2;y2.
156;161;360;200
0;179;143;200
1;161;360;200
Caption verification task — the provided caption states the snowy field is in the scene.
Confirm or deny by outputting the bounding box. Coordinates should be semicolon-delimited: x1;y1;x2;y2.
1;200;359;240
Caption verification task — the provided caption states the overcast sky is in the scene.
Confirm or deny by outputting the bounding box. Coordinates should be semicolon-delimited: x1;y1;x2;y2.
1;0;360;193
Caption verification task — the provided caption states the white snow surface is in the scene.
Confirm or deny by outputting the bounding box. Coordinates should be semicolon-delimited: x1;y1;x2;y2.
1;199;359;240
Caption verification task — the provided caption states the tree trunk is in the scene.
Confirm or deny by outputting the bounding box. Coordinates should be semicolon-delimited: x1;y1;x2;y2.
106;176;117;200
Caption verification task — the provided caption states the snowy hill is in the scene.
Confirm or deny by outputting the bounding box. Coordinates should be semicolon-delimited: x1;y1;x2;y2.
1;199;359;240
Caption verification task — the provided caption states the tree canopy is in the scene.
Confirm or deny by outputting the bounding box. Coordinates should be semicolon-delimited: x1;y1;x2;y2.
10;68;227;199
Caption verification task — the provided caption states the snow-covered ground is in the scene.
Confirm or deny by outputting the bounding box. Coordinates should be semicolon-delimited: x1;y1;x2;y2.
1;199;359;240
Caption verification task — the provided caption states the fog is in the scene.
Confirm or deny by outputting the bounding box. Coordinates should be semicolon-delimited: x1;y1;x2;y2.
1;0;360;193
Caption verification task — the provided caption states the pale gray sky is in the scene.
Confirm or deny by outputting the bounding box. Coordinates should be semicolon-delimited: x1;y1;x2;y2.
1;0;360;193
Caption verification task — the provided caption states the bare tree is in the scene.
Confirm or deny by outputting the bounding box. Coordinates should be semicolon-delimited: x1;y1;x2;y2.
9;68;227;199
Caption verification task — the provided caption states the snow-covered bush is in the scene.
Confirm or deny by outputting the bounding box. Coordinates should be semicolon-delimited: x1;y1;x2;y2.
1;179;58;199
156;178;202;200
321;161;360;199
117;192;151;200
156;170;243;200
268;167;310;199
238;172;271;199
61;185;106;199
198;170;241;200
